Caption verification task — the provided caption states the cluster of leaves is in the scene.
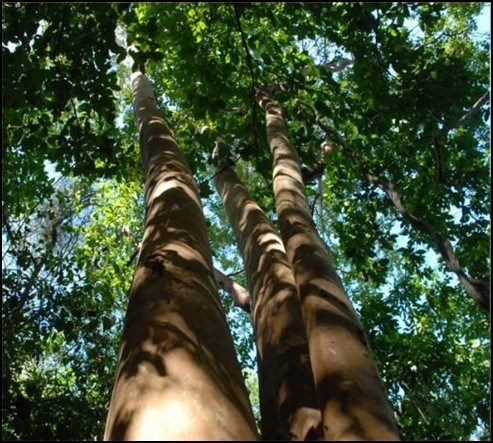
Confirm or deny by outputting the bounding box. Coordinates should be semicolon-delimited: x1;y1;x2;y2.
344;250;490;439
2;2;490;440
3;6;142;436
2;2;134;197
2;176;143;440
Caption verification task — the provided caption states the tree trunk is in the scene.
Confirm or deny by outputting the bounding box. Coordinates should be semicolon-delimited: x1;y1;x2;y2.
214;165;322;440
257;90;400;441
103;71;257;440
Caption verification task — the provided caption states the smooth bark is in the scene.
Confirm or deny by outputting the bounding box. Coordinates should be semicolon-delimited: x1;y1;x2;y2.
258;89;400;440
214;268;251;312
103;71;257;440
214;165;322;440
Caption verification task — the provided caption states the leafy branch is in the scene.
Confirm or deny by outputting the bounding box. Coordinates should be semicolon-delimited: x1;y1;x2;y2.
317;119;490;312
431;92;489;184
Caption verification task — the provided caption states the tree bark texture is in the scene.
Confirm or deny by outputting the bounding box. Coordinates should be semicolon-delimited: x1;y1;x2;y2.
214;165;322;440
258;90;400;441
104;72;257;441
214;267;251;312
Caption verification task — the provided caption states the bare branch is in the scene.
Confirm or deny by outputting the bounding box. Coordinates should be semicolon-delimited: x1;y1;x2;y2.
214;268;251;313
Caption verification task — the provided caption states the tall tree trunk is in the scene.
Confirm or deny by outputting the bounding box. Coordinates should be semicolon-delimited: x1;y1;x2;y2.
214;165;322;440
257;90;400;441
103;71;257;440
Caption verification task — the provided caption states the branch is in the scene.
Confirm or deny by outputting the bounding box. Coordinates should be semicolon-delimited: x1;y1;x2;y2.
310;193;320;218
214;268;251;313
126;242;142;267
2;209;15;245
435;92;490;137
431;92;489;184
302;162;326;184
431;135;447;184
372;9;394;87
318;121;490;313
226;268;245;278
233;5;259;155
51;4;71;59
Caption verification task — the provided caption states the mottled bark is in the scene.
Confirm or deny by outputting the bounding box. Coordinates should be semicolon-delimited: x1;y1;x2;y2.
214;165;322;440
104;71;257;440
258;89;400;440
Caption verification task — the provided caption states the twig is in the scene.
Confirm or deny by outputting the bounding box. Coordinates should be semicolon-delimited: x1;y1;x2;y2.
226;268;245;278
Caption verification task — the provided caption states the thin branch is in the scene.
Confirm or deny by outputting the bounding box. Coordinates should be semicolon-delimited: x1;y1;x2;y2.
126;242;142;266
2;209;16;262
214;267;251;313
208;155;241;182
310;193;320;218
413;30;448;51
3;298;51;321
373;9;394;87
431;92;489;184
51;4;71;59
435;92;490;138
233;5;259;156
431;134;447;184
226;268;245;278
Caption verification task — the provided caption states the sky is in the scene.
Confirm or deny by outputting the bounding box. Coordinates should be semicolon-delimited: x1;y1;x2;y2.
477;3;491;35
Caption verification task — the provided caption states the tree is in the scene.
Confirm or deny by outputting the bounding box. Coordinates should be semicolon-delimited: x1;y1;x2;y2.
214;164;321;439
2;2;490;441
257;89;399;439
103;70;257;440
2;176;135;440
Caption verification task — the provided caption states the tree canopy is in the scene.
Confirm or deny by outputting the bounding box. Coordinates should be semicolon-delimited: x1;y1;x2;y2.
2;2;490;440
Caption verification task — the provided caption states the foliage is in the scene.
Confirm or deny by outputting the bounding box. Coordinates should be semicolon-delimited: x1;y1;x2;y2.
2;177;143;440
2;2;490;440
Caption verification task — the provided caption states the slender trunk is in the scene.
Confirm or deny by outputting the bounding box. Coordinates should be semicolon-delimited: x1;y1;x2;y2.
104;71;257;440
257;90;400;440
214;165;322;440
